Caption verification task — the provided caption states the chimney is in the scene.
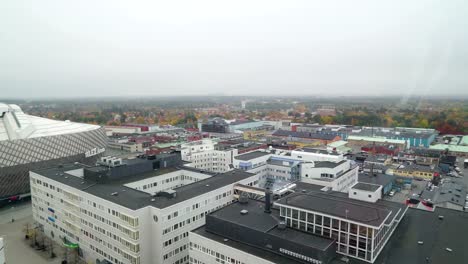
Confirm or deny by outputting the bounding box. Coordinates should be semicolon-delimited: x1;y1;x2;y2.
264;188;272;214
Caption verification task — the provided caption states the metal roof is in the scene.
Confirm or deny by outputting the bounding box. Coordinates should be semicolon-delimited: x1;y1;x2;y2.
0;103;100;141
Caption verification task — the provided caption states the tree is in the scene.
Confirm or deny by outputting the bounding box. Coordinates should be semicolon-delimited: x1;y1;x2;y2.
135;116;146;124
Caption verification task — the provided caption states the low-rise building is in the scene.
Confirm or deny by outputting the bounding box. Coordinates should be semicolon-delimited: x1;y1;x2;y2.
190;182;407;264
347;135;407;151
291;148;344;162
272;130;341;145
108;141;144;153
358;173;395;195
429;144;468;157
393;164;438;181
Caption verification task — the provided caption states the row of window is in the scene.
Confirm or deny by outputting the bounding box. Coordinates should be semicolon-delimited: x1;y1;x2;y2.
166;190;232;222
164;232;189;247
190;242;246;264
163;244;188;260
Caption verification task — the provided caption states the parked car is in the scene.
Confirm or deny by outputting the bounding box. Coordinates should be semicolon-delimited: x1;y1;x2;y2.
389;191;395;197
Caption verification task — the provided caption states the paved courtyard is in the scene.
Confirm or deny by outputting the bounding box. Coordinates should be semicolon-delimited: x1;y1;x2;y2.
0;201;63;264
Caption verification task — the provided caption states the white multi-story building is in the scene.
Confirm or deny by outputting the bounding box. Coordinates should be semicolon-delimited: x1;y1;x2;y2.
290;148;344;162
181;139;237;173
233;150;358;193
30;159;261;264
300;160;359;193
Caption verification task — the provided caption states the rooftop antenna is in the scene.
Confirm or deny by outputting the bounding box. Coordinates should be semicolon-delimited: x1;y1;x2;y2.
345;209;349;220
370;141;376;177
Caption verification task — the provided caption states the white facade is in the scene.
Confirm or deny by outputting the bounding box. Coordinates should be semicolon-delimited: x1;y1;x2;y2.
276;198;407;263
0;237;4;264
349;185;382;203
181;139;237;173
189;232;275;264
104;126;142;136
300;161;359;193
30;168;261;264
291;149;344;162
233;153;272;171
123;170;211;195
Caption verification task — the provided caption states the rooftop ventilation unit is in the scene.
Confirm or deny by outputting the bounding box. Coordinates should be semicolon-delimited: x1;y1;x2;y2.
157;189;177;199
278;221;286;230
111;192;118;196
238;193;249;204
240;209;248;215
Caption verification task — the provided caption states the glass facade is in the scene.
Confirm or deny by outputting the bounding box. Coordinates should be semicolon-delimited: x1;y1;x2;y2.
280;205;375;262
0;127;107;198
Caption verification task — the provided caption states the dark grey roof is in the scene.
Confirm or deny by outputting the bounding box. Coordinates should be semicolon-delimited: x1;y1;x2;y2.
33;164;254;210
358;173;395;187
397;164;435;172
314;160;347;168
275;191;406;227
272;130;338;140
235;151;271;161
193;199;336;263
208;200;335;250
299;147;341;156
357;207;468;264
421;179;467;207
193;228;305;264
351;182;381;192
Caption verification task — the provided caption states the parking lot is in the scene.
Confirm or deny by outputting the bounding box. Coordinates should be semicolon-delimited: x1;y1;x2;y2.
384;178;428;204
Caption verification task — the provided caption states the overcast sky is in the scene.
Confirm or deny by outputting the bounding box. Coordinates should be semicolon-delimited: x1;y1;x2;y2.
1;0;467;98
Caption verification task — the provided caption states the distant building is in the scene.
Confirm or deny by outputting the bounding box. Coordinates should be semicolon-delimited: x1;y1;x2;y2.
430;144;468;157
181;139;237;173
108;141;144;153
272;130;341;145
351;127;438;148
347;135;407;150
393;164;438;181
291;148;344;162
200;118;231;133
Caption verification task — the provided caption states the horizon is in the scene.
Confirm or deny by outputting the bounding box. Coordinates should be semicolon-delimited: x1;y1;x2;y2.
2;0;468;98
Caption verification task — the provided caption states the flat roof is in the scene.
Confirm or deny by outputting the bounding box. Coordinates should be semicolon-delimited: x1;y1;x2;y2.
235;151;271;161
430;144;468;153
33;164;254;210
358;173;395;187
358;207;468;264
347;135;406;144
193;228;305;264
297;148;341;156
351;182;381;192
202;199;335;250
314;160;347;168
275;191;406;227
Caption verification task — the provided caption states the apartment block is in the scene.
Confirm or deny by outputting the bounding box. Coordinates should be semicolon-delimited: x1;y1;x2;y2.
30;156;261;264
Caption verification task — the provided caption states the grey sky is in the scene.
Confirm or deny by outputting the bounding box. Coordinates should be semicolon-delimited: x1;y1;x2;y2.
1;0;467;98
